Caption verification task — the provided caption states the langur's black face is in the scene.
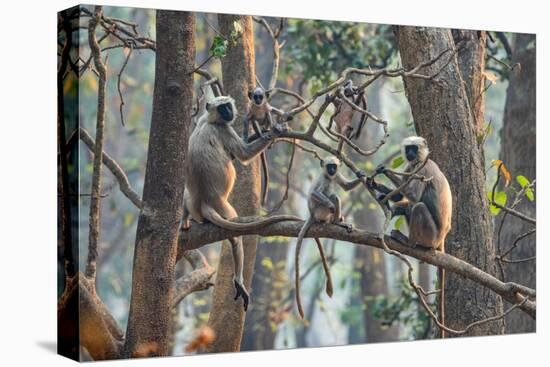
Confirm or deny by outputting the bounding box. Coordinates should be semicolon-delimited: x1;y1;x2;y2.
252;90;265;105
217;103;234;122
405;144;419;162
343;87;354;98
326;163;338;177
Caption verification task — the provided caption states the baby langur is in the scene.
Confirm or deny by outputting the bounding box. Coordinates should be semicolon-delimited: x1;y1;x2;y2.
327;80;368;153
295;156;366;319
183;95;300;311
368;136;452;337
244;87;288;206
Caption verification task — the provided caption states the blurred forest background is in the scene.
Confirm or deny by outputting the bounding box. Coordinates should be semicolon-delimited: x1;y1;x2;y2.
58;5;536;358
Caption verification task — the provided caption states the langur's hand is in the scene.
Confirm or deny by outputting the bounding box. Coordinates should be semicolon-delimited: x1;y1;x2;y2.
375;164;387;175
366;176;377;189
261;131;274;141
355;170;366;179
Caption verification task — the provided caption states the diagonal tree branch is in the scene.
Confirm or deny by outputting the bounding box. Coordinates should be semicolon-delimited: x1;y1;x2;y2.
177;218;536;319
79;127;143;209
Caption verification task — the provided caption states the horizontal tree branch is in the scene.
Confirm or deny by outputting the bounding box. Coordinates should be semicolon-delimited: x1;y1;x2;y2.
177;217;536;319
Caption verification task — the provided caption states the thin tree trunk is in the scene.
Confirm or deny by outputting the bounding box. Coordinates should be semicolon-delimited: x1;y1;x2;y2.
123;11;195;357
350;79;398;343
395;26;504;336
497;33;536;334
207;15;258;352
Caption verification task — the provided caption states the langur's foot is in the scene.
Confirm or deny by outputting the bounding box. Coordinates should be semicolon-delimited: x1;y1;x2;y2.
390;229;409;245
234;280;250;311
335;221;353;233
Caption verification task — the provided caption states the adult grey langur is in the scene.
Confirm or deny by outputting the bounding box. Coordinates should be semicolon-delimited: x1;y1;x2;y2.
295;156;366;319
183;95;300;311
368;136;452;337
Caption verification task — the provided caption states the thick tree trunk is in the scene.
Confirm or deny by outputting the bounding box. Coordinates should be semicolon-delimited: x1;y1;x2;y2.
395;26;504;336
206;15;258;352
497;33;536;334
123;11;195;357
452;30;487;135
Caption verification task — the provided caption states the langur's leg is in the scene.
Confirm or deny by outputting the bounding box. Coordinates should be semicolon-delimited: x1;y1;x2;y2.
228;236;249;311
391;200;411;222
329;194;353;232
219;201;250;310
409;202;439;249
252;119;267;140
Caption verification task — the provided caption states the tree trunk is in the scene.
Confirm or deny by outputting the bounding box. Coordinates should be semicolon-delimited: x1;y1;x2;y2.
123;11;195;357
497;33;536;334
452;30;487;135
349;79;398;343
206;15;258;352
395;26;504;336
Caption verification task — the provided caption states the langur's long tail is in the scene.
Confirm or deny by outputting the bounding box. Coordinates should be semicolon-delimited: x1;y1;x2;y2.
295;217;314;319
314;238;334;298
201;204;301;231
439;266;446;338
260;152;269;206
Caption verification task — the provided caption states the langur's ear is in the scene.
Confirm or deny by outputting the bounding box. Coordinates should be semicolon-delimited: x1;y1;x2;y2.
248;90;253;99
206;102;211;111
320;160;324;167
265;90;271;99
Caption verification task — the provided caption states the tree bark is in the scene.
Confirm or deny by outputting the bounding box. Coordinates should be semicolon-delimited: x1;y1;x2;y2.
206;15;258;352
395;26;505;336
497;33;536;334
123;10;195;357
452;30;487;136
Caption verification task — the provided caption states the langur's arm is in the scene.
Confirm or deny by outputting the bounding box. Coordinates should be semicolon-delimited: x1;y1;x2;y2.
226;126;272;165
335;172;364;192
370;180;404;202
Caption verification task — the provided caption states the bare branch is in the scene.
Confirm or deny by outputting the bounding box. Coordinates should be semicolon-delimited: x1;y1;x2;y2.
85;6;107;280
79;127;143;209
172;249;216;308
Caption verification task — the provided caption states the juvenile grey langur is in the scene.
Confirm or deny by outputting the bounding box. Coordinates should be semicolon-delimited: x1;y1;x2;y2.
294;156;366;319
183;95;300;311
243;87;288;206
368;136;452;337
327;80;368;152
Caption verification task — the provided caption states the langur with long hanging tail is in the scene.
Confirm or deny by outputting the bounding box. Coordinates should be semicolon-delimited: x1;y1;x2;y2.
294;156;365;319
183;95;300;311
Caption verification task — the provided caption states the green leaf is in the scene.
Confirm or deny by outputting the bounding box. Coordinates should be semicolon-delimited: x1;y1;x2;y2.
488;191;507;216
391;156;405;169
525;188;535;201
394;216;404;230
516;175;530;188
210;36;228;58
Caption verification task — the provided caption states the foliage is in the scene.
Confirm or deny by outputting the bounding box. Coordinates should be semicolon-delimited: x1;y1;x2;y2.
282;20;396;92
370;277;433;339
